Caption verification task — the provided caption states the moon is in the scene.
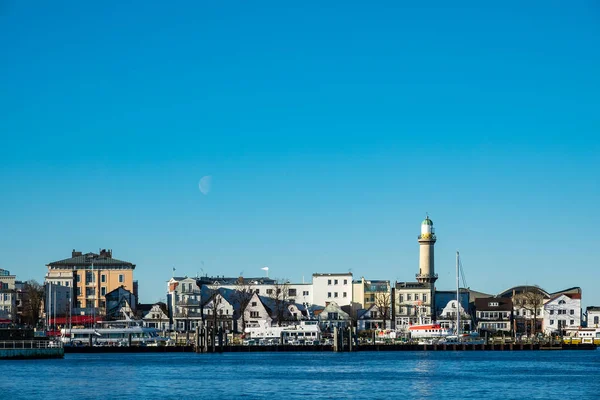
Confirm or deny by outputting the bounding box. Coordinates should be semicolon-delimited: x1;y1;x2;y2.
199;176;212;195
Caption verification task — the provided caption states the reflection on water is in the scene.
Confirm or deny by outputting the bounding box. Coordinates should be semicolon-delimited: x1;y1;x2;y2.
1;350;599;399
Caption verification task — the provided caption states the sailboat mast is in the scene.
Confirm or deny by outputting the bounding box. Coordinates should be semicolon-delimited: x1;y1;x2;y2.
456;251;461;337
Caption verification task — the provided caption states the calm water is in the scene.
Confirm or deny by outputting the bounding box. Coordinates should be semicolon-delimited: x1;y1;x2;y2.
2;350;600;399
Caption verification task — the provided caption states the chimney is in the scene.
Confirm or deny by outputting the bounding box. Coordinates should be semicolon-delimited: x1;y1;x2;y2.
72;249;82;258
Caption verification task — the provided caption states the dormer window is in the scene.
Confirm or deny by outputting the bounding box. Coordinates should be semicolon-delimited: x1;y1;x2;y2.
558;300;566;305
489;302;499;307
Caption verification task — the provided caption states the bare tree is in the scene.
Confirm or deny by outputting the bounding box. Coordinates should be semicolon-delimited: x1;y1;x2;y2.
232;277;254;334
201;285;222;331
374;292;391;330
268;280;290;326
514;287;545;337
22;280;44;327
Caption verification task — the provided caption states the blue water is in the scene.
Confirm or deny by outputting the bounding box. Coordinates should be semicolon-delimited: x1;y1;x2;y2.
2;350;600;399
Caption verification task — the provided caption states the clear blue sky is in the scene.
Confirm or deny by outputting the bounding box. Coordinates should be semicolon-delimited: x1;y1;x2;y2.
1;1;598;307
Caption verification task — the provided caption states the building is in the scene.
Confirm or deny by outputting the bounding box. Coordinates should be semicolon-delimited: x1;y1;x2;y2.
312;273;353;307
140;303;170;331
475;297;513;334
105;286;137;320
317;301;352;331
586;307;600;328
167;276;202;332
357;304;391;331
437;299;472;332
395;216;437;330
543;293;582;335
46;249;136;316
352;278;390;310
0;269;16;323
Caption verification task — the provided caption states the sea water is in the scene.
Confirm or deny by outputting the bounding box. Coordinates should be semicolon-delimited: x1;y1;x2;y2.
2;350;600;399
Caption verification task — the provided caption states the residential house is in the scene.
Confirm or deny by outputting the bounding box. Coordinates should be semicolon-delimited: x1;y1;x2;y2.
475;297;513;334
357;304;390;331
167;276;203;332
105;286;137;320
437;299;472;332
0;269;16;323
200;287;235;332
543;293;582;335
586;307;600;328
317;301;352;332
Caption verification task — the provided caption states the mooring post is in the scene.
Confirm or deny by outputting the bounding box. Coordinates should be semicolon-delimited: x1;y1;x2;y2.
333;327;338;352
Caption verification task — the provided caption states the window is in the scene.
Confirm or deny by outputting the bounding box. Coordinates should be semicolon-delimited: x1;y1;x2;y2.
101;275;106;283
101;287;106;296
250;311;259;318
334;292;338;298
423;294;427;303
119;274;124;283
266;289;273;295
288;289;297;297
251;302;257;307
343;279;347;285
303;291;309;296
549;310;554;315
343;292;347;298
334;279;338;285
594;316;599;325
550;320;554;325
489;302;499;307
86;272;95;284
570;320;574;325
328;280;331;285
255;289;260;294
399;294;404;303
76;274;81;283
415;294;419;301
328;292;331;298
407;294;412;301
570;309;574;315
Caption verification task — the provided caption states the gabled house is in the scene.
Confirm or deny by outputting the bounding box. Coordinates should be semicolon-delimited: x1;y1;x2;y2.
200;287;235;332
140;303;169;331
357;304;391;331
475;297;513;334
436;299;472;332
317;301;351;331
105;286;137;320
543;293;582;334
167;277;202;332
240;292;273;331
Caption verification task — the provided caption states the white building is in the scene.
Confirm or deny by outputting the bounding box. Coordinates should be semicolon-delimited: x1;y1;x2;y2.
167;276;203;331
543;293;582;334
312;273;353;307
0;269;16;322
586;307;600;328
141;303;170;331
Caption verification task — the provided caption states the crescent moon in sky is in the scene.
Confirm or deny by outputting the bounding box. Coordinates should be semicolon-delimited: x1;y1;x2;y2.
199;176;212;195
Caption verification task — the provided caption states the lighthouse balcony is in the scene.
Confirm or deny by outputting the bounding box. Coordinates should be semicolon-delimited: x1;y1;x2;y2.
416;273;438;280
418;234;436;240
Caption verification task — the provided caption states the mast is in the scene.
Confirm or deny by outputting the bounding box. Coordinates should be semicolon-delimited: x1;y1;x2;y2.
456;251;461;338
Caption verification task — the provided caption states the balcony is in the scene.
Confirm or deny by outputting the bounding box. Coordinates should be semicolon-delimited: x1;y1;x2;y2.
177;299;201;307
418;233;436;241
415;273;438;280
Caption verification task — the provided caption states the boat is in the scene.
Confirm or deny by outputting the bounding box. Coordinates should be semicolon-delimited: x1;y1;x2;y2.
409;323;453;340
244;320;321;345
61;320;168;347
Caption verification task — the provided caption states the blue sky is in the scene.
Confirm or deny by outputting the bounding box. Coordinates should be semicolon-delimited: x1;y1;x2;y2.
1;1;598;307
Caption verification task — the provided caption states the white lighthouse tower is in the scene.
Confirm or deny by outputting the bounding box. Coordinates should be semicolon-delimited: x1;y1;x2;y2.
417;215;437;284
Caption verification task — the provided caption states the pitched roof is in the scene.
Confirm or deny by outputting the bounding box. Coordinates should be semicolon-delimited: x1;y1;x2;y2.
47;251;135;268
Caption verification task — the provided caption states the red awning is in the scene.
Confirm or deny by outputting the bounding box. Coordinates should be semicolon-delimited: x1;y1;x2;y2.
49;316;102;325
0;319;12;324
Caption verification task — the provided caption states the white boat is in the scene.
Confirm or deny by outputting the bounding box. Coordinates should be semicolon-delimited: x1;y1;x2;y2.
409;323;453;340
244;320;321;345
61;321;168;347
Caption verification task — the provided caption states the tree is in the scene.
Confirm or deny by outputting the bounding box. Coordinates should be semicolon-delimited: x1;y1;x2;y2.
22;280;44;327
202;285;223;331
514;287;545;337
268;280;290;326
232;277;254;334
374;292;391;330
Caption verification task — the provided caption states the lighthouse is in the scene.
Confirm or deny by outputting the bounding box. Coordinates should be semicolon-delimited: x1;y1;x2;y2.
416;215;437;284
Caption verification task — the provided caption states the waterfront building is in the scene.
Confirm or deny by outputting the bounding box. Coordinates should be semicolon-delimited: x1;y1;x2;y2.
140;303;169;331
200;287;235;332
105;286;137;320
0;269;16;323
437;299;472;332
474;297;513;334
46;249;136;316
167;276;202;331
357;304;391;331
543;293;582;335
586;306;600;328
312;273;353;308
316;301;352;331
394;216;437;330
352;277;390;310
